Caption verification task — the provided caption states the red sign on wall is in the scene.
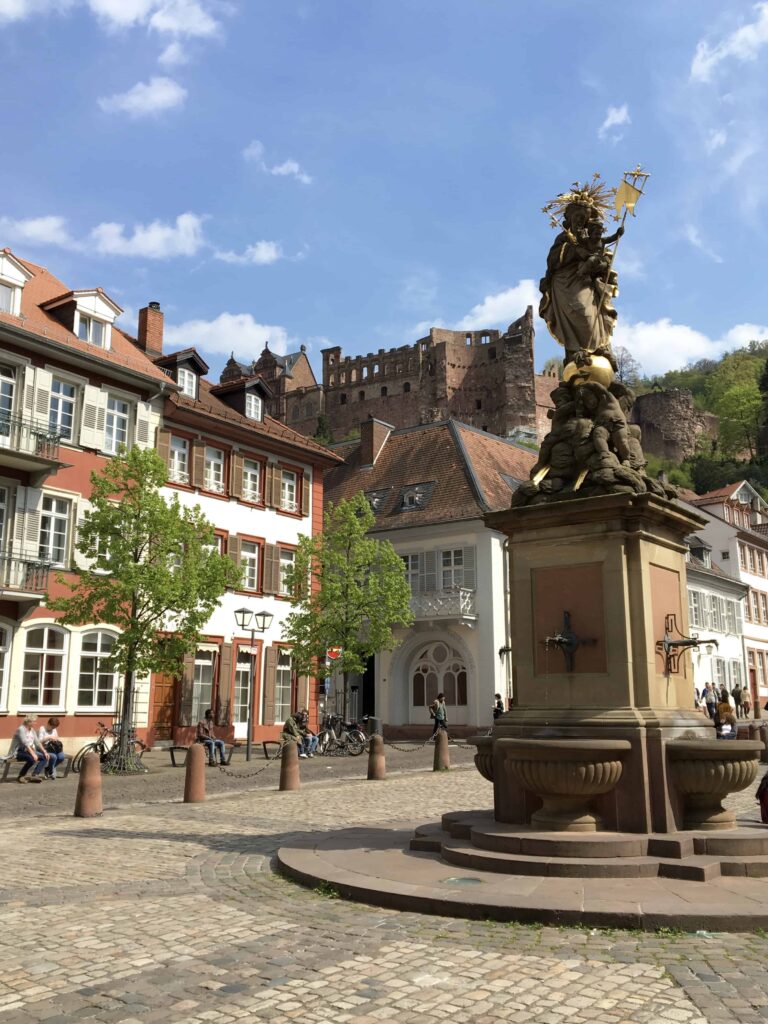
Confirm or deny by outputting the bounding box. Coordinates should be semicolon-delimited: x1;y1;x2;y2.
326;646;343;660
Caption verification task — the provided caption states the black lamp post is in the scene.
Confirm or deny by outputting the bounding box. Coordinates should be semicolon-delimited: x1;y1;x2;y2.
234;607;274;761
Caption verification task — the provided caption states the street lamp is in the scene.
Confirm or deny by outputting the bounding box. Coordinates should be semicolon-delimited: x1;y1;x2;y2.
234;607;274;761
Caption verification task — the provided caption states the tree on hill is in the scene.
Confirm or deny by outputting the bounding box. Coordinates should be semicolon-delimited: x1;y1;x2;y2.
48;447;241;773
706;349;763;459
280;491;414;720
613;346;643;388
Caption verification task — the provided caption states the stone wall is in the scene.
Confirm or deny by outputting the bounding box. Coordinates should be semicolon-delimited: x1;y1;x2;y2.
632;389;719;462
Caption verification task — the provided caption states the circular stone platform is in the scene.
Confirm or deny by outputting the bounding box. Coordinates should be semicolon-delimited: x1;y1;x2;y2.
277;811;768;931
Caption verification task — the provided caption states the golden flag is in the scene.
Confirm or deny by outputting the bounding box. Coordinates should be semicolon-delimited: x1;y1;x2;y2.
615;179;642;216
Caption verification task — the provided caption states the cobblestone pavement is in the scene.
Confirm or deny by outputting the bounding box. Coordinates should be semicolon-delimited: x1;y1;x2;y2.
1;766;767;1024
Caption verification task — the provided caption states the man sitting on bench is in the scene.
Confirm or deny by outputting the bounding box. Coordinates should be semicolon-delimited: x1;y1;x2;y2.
196;709;226;766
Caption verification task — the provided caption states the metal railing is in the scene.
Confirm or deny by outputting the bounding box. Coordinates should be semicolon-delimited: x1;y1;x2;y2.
410;587;476;620
0;553;51;592
0;415;62;460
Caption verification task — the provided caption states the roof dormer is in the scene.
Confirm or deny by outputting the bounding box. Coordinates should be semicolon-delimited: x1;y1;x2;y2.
41;287;122;350
0;250;33;317
208;374;272;420
155;349;210;401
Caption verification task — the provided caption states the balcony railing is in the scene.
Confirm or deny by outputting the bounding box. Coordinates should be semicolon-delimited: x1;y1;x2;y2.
410;587;477;621
0;553;51;594
0;415;62;461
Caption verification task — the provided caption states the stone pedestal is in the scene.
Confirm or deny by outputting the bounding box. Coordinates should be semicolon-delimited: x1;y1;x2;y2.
486;493;717;834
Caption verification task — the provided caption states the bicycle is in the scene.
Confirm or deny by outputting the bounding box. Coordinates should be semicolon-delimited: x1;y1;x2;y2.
316;713;367;756
72;721;149;773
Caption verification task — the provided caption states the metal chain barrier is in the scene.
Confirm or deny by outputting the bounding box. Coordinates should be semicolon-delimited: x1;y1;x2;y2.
217;740;289;779
382;737;432;753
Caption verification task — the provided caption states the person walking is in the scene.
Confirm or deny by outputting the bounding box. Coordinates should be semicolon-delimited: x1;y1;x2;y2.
430;694;448;738
732;684;744;719
742;686;752;719
702;682;717;720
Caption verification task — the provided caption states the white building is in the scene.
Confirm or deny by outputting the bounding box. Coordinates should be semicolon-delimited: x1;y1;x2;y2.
324;418;536;734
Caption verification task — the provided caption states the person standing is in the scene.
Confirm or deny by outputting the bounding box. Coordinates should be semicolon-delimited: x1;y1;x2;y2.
742;686;752;719
702;683;717;720
732;684;744;719
430;694;448;738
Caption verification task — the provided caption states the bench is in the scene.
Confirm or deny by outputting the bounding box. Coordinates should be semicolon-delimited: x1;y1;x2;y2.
262;741;283;760
1;753;73;782
168;743;241;767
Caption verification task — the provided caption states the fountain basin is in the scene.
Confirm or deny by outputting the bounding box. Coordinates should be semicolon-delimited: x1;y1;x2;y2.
498;737;631;832
667;739;762;831
470;735;494;782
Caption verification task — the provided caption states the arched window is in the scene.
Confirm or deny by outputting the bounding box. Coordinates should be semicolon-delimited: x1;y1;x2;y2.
403;382;411;393
22;626;67;708
0;623;10;710
411;642;467;707
78;631;119;709
358;390;365;402
381;386;388;397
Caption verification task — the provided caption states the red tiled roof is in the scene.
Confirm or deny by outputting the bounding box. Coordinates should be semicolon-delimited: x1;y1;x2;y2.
0;253;169;385
325;419;536;530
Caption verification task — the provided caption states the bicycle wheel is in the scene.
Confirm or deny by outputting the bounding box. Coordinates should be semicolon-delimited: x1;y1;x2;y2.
72;742;101;773
345;732;366;756
316;730;330;755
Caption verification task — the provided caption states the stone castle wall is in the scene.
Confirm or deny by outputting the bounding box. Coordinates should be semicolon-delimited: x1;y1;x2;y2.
632;389;719;462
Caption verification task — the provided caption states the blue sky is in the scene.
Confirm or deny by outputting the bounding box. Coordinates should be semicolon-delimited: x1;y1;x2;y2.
2;1;768;381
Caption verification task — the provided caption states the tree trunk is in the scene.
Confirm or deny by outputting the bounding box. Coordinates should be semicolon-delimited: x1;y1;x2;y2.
342;669;348;722
102;640;145;774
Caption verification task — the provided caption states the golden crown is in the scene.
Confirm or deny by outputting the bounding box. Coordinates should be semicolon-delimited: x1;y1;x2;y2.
542;173;617;228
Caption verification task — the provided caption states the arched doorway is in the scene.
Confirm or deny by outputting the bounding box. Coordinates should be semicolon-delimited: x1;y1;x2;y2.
410;640;468;725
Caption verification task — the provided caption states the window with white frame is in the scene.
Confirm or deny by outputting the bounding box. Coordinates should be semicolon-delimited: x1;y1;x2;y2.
279;548;295;596
177;367;197;399
752;591;761;623
204;447;225;493
169;436;189;484
714;657;728;689
0;364;15;441
241;541;260;591
441;548;464;590
401;553;420;594
22;626;66;707
49;379;77;441
78;315;105;348
191;649;216;724
243;459;261;502
39;496;70;565
77;631;118;708
0;624;9;709
234;649;252;725
245;392;263;421
0;282;14;314
280;469;298;512
731;660;743;688
104;395;130;454
274;648;293;723
757;652;765;689
688;590;704;629
709;594;726;632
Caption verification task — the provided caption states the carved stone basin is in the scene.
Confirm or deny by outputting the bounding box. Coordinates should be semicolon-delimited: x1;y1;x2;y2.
469;736;494;783
498;738;631;832
667;739;762;831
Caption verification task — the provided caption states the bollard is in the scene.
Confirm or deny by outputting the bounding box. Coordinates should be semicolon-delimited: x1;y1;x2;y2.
74;751;103;818
433;729;450;772
183;742;206;803
367;734;386;780
279;740;300;791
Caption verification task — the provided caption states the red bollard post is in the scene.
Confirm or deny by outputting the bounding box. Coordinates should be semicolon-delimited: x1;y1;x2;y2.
279;740;300;791
74;751;103;817
184;742;206;803
367;734;386;780
433;730;450;772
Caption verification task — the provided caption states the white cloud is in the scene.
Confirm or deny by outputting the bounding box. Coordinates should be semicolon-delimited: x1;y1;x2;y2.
706;127;728;152
87;0;154;27
598;103;630;142
90;212;206;258
454;279;539;330
691;3;768;82
148;0;218;37
0;214;77;248
242;138;313;185
399;268;439;311
214;241;284;265
98;76;187;117
612;318;768;375
684;224;723;263
164;312;292;358
158;40;188;66
1;0;222;32
0;0;75;20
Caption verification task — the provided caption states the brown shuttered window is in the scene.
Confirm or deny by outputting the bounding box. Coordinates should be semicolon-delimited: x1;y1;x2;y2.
301;474;310;517
264;464;277;508
217;642;233;726
228;534;241;568
191;440;206;489
230;452;244;500
156;429;171;469
263;542;280;594
178;650;196;726
263;645;278;725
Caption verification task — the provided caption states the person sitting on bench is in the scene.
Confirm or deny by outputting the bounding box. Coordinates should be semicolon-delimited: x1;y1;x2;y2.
196;709;226;766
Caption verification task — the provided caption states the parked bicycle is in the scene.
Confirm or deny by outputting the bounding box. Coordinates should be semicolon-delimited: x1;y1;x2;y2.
72;721;149;773
316;713;367;756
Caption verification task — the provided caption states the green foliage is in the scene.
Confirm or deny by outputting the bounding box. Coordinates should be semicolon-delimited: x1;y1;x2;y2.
705;349;763;459
541;356;563;379
48;447;241;677
643;453;693;490
280;491;414;679
313;413;333;446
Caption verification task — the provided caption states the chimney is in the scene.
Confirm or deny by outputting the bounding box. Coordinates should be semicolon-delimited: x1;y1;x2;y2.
137;301;163;359
360;416;394;467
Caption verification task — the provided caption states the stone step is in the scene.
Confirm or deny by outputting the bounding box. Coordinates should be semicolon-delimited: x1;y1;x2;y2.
469;824;647;859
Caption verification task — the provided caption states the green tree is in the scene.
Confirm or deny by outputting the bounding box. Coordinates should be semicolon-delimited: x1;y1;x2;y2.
281;491;414;720
706;350;763;459
612;345;643;388
48;447;241;772
541;356;563;379
313;413;333;446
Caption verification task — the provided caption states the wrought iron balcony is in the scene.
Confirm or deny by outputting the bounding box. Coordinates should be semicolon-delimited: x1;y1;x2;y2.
0;552;50;599
410;587;477;622
0;415;63;475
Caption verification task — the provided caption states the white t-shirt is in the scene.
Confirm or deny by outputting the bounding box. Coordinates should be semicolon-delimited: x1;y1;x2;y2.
38;726;58;743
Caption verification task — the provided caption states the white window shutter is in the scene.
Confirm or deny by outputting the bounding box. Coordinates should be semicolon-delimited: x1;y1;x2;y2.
135;401;153;449
13;485;27;549
80;386;106;449
22;366;36;420
462;546;476;589
33;368;52;428
24;487;43;551
421;550;437;592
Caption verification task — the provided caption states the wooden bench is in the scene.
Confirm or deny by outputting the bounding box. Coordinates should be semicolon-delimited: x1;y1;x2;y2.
1;754;73;782
168;743;241;767
262;741;282;760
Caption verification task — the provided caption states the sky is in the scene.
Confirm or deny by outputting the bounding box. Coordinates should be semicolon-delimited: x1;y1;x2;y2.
2;0;768;382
